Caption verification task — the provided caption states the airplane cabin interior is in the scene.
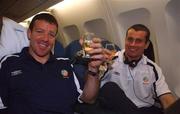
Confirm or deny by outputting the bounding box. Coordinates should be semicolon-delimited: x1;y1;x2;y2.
0;0;180;112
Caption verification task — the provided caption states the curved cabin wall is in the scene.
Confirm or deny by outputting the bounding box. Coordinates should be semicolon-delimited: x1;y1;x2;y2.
84;18;109;40
51;0;180;97
63;25;80;45
51;0;115;46
165;0;180;97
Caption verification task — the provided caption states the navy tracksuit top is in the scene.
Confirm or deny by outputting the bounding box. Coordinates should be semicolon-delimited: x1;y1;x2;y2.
0;47;82;114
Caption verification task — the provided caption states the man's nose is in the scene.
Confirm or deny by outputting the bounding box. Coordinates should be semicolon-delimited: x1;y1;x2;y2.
43;33;49;41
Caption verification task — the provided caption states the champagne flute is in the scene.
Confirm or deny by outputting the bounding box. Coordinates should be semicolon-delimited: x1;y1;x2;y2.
82;32;95;60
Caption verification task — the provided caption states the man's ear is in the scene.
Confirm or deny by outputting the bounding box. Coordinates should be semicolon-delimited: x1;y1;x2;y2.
145;40;150;49
79;38;83;45
27;29;31;40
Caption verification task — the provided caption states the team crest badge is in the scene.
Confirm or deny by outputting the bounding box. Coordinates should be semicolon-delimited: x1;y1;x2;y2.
61;69;69;78
143;76;149;84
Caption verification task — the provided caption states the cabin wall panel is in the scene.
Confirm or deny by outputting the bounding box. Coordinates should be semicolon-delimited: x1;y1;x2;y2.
165;0;180;97
52;0;116;46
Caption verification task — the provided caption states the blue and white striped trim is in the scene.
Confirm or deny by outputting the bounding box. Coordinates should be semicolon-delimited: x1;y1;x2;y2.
0;97;7;109
0;55;19;109
0;54;19;69
56;57;69;61
73;72;83;103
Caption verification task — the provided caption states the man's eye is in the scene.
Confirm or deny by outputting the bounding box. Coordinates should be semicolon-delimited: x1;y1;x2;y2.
36;30;44;33
127;37;134;42
49;33;56;38
135;39;143;43
127;37;144;43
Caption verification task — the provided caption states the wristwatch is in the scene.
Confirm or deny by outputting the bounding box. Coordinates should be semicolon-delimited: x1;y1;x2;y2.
87;70;98;77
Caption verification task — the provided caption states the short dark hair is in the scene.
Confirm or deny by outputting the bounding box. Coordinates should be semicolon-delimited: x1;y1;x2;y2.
126;24;150;43
29;13;58;34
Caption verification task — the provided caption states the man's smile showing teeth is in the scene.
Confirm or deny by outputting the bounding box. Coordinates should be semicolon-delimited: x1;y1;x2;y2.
39;42;48;48
129;48;136;51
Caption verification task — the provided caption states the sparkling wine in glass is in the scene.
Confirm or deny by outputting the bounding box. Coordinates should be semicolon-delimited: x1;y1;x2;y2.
82;32;95;59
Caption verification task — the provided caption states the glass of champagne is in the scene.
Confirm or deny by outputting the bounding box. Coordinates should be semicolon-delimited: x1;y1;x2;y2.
82;32;95;60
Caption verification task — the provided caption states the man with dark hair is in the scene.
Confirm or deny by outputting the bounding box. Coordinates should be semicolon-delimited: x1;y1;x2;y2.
28;13;59;33
126;24;150;43
99;24;176;114
0;13;104;114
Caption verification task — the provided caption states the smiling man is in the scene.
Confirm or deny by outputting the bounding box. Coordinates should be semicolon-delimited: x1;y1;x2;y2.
0;13;104;114
99;24;176;114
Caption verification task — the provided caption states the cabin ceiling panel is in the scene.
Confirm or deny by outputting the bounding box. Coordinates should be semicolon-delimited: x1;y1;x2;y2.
0;0;63;22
